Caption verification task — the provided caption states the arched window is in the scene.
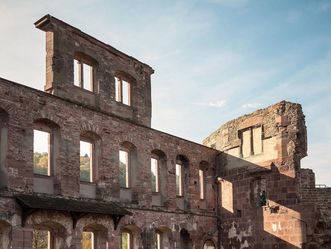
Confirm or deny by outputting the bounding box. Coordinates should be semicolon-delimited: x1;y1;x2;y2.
82;224;107;249
203;240;216;249
0;220;11;249
175;155;189;197
176;161;183;197
82;231;95;249
121;230;132;249
151;149;167;206
80;131;101;183
33;119;59;176
155;230;162;249
151;155;159;192
33;229;51;249
119;142;136;188
199;161;209;200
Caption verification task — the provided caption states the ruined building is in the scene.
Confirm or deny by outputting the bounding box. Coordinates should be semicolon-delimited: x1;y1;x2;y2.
0;14;329;249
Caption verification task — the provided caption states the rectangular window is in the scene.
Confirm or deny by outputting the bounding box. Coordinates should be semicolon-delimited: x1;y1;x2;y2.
33;129;50;176
33;229;50;249
115;76;131;106
73;59;93;92
115;77;121;102
242;129;251;158
252;126;262;154
199;169;205;200
82;231;94;249
151;158;159;192
122;80;130;105
80;141;93;182
241;126;263;157
119;150;129;188
74;59;81;87
176;163;183;196
122;232;130;249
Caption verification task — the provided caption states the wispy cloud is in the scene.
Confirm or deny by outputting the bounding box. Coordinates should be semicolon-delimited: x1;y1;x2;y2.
197;100;227;108
242;103;261;109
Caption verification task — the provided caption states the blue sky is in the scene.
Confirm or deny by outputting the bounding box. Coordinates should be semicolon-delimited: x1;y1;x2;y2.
0;0;330;185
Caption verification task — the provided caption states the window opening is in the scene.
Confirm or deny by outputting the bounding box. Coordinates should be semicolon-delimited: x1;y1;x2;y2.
74;59;93;92
80;140;93;182
33;229;50;249
203;240;216;249
82;231;94;249
33;129;51;176
155;232;161;249
199;169;205;200
121;231;131;249
241;126;263;157
119;150;130;188
115;76;131;106
176;163;183;196
151;157;159;192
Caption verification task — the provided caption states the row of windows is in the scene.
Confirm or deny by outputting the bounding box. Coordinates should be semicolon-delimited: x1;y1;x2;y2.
73;58;131;106
33;228;216;249
33;126;208;200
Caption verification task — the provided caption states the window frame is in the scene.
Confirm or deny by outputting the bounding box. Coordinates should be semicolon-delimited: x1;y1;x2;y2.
115;75;131;106
151;155;160;193
119;148;130;188
199;168;205;200
32;228;53;249
82;230;95;249
176;161;183;197
33;126;52;177
121;230;132;249
73;56;95;92
79;138;95;183
239;125;263;158
155;230;162;249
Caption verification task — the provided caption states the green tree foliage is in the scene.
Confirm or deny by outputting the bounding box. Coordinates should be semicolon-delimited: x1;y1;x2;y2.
151;171;156;191
33;152;48;175
32;230;48;249
80;154;91;181
119;161;127;187
122;232;129;249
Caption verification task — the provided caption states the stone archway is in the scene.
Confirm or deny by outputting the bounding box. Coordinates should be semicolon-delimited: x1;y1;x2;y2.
0;220;11;249
180;229;192;249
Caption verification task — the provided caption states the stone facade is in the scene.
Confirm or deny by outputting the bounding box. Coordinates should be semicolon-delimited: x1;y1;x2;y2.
203;101;331;249
0;14;329;249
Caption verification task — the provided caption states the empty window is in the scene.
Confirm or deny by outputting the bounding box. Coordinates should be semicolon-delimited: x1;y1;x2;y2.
80;140;93;182
176;163;183;196
203;240;216;249
115;76;131;105
151;157;159;192
199;169;205;200
119;150;130;188
33;229;50;249
74;59;93;91
121;231;131;249
155;231;162;249
82;231;94;249
241;126;263;157
33;129;50;176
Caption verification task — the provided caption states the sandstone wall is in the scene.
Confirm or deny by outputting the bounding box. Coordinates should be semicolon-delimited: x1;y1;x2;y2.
204;101;311;249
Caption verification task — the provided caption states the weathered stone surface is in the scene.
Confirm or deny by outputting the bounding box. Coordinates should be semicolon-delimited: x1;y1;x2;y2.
0;14;329;249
